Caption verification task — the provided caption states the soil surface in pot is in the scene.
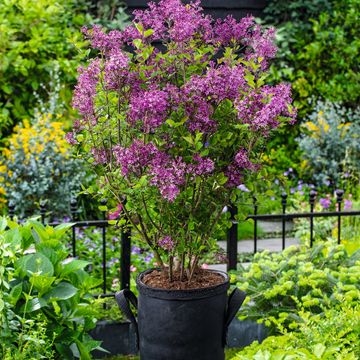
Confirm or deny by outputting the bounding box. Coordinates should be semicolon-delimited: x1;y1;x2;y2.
142;269;225;290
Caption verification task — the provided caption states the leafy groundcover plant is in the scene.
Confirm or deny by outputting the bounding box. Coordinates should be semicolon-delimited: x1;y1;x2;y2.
0;218;103;359
231;305;360;360
235;243;360;332
68;0;296;287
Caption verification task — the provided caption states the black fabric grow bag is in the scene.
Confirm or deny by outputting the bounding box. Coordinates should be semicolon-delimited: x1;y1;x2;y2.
116;269;246;360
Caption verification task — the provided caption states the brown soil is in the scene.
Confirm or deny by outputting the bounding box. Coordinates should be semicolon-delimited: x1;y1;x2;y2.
142;268;225;290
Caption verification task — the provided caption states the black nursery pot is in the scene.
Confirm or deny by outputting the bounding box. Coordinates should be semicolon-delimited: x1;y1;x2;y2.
116;269;246;360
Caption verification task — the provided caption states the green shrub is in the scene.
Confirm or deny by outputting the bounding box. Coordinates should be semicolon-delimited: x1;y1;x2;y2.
235;242;360;332
0;0;92;134
231;305;360;360
0;218;103;359
0;111;87;217
266;0;360;114
297;100;360;188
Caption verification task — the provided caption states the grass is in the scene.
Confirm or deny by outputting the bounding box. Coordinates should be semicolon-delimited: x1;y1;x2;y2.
238;219;264;240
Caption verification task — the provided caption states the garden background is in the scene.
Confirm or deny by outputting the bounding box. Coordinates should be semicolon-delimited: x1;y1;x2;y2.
0;0;359;359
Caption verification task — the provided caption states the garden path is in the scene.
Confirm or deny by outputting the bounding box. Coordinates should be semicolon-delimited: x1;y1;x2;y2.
211;237;299;272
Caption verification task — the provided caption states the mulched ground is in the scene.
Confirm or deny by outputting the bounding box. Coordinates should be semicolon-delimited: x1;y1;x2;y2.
142;268;225;290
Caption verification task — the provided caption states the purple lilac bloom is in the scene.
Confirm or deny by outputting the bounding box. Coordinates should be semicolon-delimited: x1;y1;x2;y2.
324;179;331;187
190;154;214;176
133;0;212;43
213;15;254;46
158;236;175;251
234;149;254;170
91;148;108;164
150;157;186;201
65;132;78;145
104;48;129;89
319;197;331;209
290;188;295;194
113;141;158;176
72;59;100;124
235;84;296;134
128;89;169;131
82;25;124;52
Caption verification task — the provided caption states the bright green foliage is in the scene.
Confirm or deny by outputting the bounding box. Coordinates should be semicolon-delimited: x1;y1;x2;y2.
231;305;360;360
0;218;103;359
267;0;360;115
0;0;89;134
235;243;360;332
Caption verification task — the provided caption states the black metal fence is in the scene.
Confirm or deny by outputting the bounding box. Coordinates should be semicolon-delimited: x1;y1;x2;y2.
6;189;360;296
227;189;360;270
7;199;131;299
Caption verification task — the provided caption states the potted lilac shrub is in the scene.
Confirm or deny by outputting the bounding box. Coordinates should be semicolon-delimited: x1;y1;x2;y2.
68;0;296;358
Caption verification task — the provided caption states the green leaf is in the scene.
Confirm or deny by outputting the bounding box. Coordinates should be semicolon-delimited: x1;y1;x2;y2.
30;275;56;294
75;340;92;360
133;38;142;49
144;29;154;38
0;217;7;232
19;253;54;277
61;259;90;276
23;297;47;313
313;344;326;358
134;22;144;34
9;283;22;305
44;282;78;301
183;135;194;145
0;299;4;312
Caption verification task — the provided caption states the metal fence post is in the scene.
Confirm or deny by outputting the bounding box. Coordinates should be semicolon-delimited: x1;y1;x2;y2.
121;222;131;290
227;205;238;271
8;201;15;220
253;196;258;254
100;199;108;295
40;200;47;224
281;193;287;250
336;189;344;244
70;198;78;257
309;190;316;248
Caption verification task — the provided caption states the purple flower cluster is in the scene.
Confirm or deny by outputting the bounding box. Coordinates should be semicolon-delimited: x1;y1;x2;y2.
104;48;129;89
72;59;100;125
213;16;254;46
91;147;108;165
190;154;215;176
158;236;175;251
235;84;296;133
113;141;187;201
69;0;296;207
133;0;212;43
113;141;158;176
128;89;169;131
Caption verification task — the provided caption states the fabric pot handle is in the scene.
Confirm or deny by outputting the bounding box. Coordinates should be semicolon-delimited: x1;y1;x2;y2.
223;288;246;345
115;289;139;350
